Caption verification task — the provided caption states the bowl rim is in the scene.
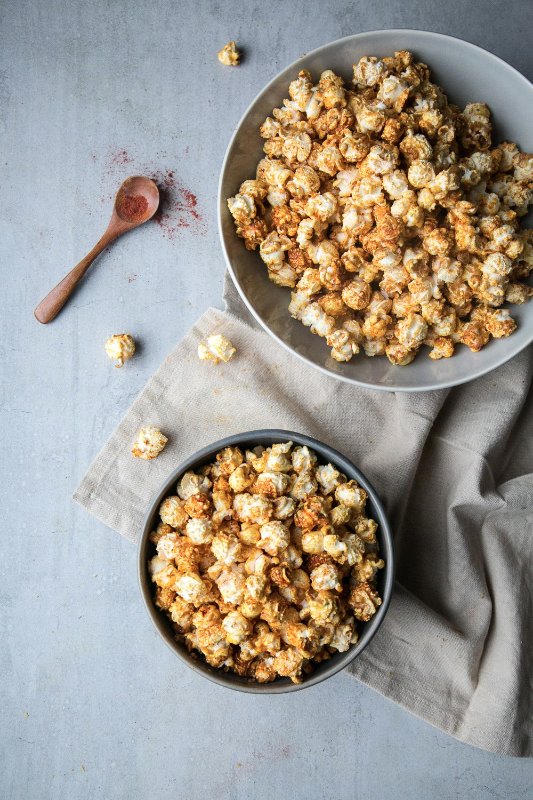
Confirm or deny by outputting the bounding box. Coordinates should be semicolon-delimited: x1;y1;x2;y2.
138;429;395;693
218;28;533;393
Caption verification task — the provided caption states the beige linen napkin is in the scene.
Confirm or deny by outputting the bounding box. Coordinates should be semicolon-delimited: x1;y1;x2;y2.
74;276;533;757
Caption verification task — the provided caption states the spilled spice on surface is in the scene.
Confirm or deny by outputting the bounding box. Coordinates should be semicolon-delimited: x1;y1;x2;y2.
151;169;206;239
110;149;133;166
96;150;206;238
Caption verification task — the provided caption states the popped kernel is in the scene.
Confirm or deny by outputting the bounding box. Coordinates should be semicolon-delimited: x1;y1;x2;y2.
105;333;135;367
217;41;240;67
159;496;188;528
131;426;168;460
227;51;533;366
198;334;236;364
150;442;384;684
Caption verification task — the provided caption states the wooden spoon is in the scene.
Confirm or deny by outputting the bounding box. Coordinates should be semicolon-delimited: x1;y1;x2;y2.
34;176;160;324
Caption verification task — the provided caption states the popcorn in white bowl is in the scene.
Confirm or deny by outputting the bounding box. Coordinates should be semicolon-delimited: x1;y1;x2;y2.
227;50;533;368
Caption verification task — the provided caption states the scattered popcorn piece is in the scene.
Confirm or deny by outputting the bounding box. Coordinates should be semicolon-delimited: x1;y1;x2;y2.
198;334;236;364
131;425;167;460
105;333;135;367
217;41;240;67
149;441;385;684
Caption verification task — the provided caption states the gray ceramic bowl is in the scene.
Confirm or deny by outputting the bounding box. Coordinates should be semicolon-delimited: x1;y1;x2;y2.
218;30;533;392
138;430;394;693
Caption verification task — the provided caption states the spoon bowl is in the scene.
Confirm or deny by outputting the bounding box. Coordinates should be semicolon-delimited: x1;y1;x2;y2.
34;176;160;324
114;176;160;224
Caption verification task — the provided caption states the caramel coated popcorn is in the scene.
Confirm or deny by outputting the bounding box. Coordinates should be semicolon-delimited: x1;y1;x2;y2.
132;426;168;460
105;333;135;367
218;41;240;67
227;52;533;365
149;442;384;684
198;334;236;364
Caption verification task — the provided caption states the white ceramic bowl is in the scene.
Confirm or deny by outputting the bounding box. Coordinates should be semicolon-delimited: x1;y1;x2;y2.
219;30;533;392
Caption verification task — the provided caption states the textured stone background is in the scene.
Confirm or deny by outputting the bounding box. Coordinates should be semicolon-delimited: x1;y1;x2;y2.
2;0;533;797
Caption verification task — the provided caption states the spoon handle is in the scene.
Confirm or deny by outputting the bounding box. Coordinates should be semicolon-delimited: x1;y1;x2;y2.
34;229;116;324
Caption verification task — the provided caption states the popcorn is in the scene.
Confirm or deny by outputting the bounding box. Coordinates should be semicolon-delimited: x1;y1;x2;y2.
217;41;240;67
272;496;296;520
185;518;213;545
233;493;273;525
156;587;179;614
211;532;242;565
222;611;252;644
335;480;367;511
105;333;135;367
149;442;384;684
385;339;416;366
245;574;269;601
289;70;313;111
228;463;254;492
178;471;211;500
339;131;371;162
169;597;194;630
150;558;177;589
258;521;290;556
253;472;291;497
304;192;338;222
300;302;335;337
159;496;188;528
348;581;382;621
216;565;246;605
311;465;339;499
265;442;293;472
238;523;261;545
408;159;435;188
330;618;358;652
342;279;371;310
174;573;211;606
301;530;326;554
227;50;532;365
307;592;341;625
291;445;317;473
330;504;352;526
282;133;312;164
154;585;176;610
227;193;255;224
323;534;348;563
291;470;318;500
273;648;305;680
287;165;321;198
131;426;168;460
198;334;236;364
216;446;244;476
310;563;342;592
396;313;428;349
183;493;212;519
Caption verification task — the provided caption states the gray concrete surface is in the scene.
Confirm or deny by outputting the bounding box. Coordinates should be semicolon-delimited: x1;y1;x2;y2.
2;0;533;797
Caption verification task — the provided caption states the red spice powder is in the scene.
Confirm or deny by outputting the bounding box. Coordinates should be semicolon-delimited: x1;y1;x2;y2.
110;149;133;166
151;170;206;239
117;194;148;221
